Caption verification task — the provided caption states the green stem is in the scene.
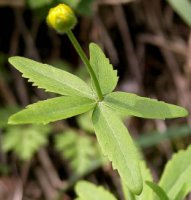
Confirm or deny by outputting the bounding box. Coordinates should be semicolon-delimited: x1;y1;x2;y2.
66;30;103;101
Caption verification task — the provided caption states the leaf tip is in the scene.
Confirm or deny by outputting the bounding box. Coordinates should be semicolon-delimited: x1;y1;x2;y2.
8;56;20;65
8;115;17;125
8;112;26;125
123;174;143;195
89;42;97;49
130;181;143;196
182;108;189;117
175;106;189;118
169;105;189;119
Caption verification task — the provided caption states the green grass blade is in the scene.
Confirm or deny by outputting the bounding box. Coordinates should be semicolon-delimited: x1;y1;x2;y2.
89;43;118;95
166;0;191;27
92;103;142;195
146;181;169;200
105;92;188;119
8;96;96;124
137;125;191;148
9;56;95;99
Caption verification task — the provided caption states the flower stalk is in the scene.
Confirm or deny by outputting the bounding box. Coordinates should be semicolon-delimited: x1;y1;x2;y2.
47;4;103;101
66;30;103;101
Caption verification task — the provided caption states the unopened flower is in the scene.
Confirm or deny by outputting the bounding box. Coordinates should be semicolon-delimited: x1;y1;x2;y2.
47;4;77;34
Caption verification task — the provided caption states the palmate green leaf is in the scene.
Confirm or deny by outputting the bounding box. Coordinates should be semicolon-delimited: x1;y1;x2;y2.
166;0;191;27
90;43;118;95
54;130;103;175
92;103;142;195
159;145;191;199
2;125;50;161
146;181;169;200
9;96;96;125
105;92;188;119
9;57;95;99
122;161;153;200
75;180;118;200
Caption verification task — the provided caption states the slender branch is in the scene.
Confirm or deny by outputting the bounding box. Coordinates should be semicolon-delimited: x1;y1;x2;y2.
66;30;103;101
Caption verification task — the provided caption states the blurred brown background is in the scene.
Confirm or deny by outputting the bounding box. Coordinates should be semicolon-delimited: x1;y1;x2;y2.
0;0;191;199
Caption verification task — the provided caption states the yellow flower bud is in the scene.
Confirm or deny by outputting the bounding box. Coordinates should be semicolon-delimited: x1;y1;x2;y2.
47;4;77;34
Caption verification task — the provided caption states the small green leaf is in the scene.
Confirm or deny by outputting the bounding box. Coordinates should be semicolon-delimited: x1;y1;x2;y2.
166;0;191;27
8;96;96;124
159;145;191;199
9;57;95;99
2;125;50;161
75;180;118;200
105;92;188;119
92;103;142;195
122;161;153;200
146;181;169;200
90;43;118;95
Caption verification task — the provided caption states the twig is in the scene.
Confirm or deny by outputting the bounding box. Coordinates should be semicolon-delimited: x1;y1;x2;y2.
155;119;172;159
138;34;187;57
186;30;191;74
9;9;29;106
37;148;63;189
0;78;17;105
14;9;40;60
12;179;23;200
35;167;57;200
21;160;31;185
114;5;142;86
93;14;119;65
